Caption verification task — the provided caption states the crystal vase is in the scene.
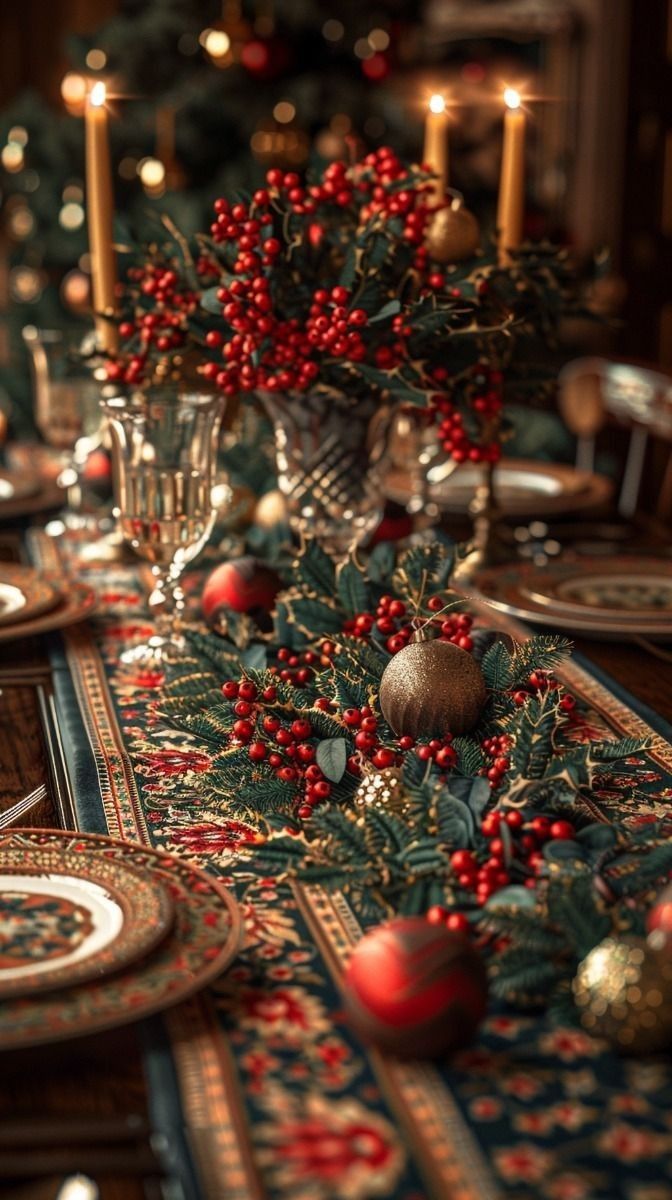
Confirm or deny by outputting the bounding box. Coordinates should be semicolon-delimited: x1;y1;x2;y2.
259;390;394;556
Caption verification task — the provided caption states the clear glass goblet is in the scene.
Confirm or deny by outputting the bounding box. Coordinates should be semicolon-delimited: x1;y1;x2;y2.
22;325;106;529
102;388;227;667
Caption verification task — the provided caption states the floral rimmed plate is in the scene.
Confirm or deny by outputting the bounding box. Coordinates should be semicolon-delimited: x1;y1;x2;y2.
0;835;174;999
0;565;61;629
520;558;672;620
0;468;40;505
472;557;672;641
0;830;241;1051
0;579;96;643
384;459;613;517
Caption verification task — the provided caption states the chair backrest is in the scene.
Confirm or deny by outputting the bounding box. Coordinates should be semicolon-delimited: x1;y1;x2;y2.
558;357;672;520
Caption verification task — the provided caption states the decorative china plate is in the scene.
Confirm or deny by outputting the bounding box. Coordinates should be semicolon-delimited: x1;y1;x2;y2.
0;836;174;998
384;458;613;517
0;469;40;505
0;565;61;629
0;580;96;643
0;830;241;1050
473;557;672;641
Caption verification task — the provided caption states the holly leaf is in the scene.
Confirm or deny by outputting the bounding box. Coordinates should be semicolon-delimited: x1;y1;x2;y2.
485;885;536;911
296;540;336;595
200;287;224;315
315;738;348;783
241;643;267;671
369;298;401;324
367;541;396;584
337;558;369;616
447;776;491;823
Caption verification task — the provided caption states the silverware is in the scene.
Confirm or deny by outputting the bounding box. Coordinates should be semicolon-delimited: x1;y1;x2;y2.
0;785;47;830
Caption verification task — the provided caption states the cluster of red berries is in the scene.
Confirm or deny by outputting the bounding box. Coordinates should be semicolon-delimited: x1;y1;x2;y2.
306;160;354;210
199;182;375;394
430;362;505;465
427;810;579;930
342;594;474;658
267;646;332;688
221;677;333;819
357;148;432;246
512;670;576;713
480;734;512;790
105;263;198;387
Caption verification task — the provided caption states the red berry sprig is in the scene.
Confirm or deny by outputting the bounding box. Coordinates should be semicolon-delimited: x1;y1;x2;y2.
221;678;334;820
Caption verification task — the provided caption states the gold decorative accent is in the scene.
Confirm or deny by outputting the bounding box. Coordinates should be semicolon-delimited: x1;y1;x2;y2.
573;935;672;1054
354;766;408;814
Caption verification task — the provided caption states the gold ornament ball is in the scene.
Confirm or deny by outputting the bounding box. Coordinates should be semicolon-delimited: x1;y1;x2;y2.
379;636;487;740
573;935;672;1055
426;205;481;264
254;489;288;528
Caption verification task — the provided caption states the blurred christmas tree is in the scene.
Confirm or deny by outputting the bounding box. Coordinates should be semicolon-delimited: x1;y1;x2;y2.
0;0;559;439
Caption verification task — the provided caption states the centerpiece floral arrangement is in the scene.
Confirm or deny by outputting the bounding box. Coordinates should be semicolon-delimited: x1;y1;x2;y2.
103;146;576;471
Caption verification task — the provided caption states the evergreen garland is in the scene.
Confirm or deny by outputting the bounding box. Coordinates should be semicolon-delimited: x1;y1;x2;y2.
140;536;670;1022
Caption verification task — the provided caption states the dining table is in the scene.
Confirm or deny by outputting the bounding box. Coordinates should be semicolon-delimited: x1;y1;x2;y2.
1;513;672;1200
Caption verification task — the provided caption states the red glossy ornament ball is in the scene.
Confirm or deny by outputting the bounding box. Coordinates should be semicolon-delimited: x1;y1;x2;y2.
343;916;488;1058
647;884;672;939
202;557;281;624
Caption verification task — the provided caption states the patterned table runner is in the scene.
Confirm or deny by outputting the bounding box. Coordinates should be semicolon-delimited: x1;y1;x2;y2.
31;530;672;1200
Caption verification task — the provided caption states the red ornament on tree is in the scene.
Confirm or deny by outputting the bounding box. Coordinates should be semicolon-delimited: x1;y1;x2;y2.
202;557;281;625
240;37;290;79
343;916;488;1058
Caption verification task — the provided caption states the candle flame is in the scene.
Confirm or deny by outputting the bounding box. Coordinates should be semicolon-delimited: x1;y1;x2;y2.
89;81;107;108
428;94;446;115
504;87;521;110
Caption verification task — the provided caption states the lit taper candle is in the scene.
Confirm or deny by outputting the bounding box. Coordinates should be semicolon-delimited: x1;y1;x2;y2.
85;81;118;353
497;87;526;267
423;94;449;205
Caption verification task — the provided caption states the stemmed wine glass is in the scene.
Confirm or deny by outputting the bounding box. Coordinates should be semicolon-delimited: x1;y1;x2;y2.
23;325;107;530
102;388;228;667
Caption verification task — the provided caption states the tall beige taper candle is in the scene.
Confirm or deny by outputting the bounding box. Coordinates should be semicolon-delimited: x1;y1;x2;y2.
423;95;449;206
497;88;526;267
85;81;118;354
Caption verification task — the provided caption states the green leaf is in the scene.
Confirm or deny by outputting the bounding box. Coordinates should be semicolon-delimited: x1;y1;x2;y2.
241;643;267;671
316;737;348;783
337;558;369;616
367;541;396;584
296;540;336;595
201;287;224;315
447;776;490;821
369;298;401;324
485;885;536;910
481;641;514;691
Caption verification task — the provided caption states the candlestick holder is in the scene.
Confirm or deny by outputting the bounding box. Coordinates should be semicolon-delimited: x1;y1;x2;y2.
453;462;512;582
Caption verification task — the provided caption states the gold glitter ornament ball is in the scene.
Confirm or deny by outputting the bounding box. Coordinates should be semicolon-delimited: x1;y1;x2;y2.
573;935;672;1055
378;635;487;740
425;204;481;264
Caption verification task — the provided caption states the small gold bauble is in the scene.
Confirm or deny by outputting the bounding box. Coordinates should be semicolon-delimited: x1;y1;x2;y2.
573;935;672;1055
354;766;407;814
425;204;481;264
378;634;487;740
254;489;288;528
